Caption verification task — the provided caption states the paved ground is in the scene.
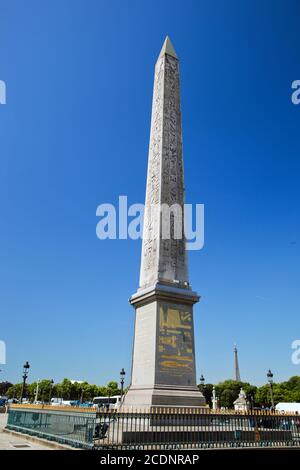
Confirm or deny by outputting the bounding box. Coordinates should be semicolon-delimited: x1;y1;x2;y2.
0;413;51;450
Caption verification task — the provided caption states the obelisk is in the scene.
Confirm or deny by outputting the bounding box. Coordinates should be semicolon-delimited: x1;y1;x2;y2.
124;37;205;408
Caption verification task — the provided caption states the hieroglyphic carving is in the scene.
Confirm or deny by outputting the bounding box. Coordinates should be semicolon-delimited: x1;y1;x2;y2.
157;304;195;384
139;56;164;287
139;52;188;289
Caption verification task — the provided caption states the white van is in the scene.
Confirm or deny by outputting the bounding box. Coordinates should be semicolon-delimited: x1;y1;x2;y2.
275;402;300;413
51;398;72;406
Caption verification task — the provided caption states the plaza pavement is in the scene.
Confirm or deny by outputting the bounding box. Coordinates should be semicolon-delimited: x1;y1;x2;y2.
0;413;51;450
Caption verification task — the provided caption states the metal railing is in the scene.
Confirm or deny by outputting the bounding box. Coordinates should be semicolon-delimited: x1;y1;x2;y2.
6;405;300;450
94;408;300;450
6;405;97;448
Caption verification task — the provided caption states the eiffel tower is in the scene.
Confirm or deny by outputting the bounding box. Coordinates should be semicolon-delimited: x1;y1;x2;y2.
234;344;241;382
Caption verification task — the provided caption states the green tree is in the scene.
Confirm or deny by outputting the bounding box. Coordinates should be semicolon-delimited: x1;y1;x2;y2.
286;376;300;391
0;381;13;396
106;381;120;397
198;383;213;407
215;380;257;408
6;375;298;408
256;384;274;408
255;379;300;408
281;376;300;402
96;386;107;396
220;388;236;408
32;380;54;402
58;379;72;400
6;383;23;400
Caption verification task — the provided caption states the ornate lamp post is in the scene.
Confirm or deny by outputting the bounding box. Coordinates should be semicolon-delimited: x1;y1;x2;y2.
120;368;126;401
267;369;275;410
199;374;205;392
20;361;30;403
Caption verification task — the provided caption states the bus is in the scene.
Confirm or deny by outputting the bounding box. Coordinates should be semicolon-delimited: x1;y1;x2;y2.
92;395;121;409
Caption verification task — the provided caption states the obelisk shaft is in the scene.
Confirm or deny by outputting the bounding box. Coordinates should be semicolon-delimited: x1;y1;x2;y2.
140;37;188;290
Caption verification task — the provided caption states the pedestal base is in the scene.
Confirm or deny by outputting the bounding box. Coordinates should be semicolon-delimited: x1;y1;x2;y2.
124;283;206;409
123;385;206;408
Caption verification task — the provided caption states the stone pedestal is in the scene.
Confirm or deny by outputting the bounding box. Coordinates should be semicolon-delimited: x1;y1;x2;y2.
124;283;205;408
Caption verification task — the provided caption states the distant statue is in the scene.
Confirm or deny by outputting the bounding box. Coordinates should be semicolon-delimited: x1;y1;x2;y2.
212;386;218;410
233;387;249;411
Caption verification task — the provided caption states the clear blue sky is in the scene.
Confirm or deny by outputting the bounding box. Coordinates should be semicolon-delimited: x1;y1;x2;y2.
0;0;299;387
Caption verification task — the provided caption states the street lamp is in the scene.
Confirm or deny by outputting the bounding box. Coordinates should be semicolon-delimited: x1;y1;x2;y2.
120;368;126;401
267;369;275;410
48;379;54;404
20;361;30;403
200;374;205;392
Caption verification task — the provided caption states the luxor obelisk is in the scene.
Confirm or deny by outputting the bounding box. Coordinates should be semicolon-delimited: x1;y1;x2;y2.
124;37;205;407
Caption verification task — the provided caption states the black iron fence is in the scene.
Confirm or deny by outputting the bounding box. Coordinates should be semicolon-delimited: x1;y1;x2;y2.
6;405;300;450
94;408;300;450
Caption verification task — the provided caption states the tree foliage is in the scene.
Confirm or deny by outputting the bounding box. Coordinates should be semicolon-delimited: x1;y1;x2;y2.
4;375;300;406
0;381;13;396
199;383;214;407
197;377;300;408
4;378;121;402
